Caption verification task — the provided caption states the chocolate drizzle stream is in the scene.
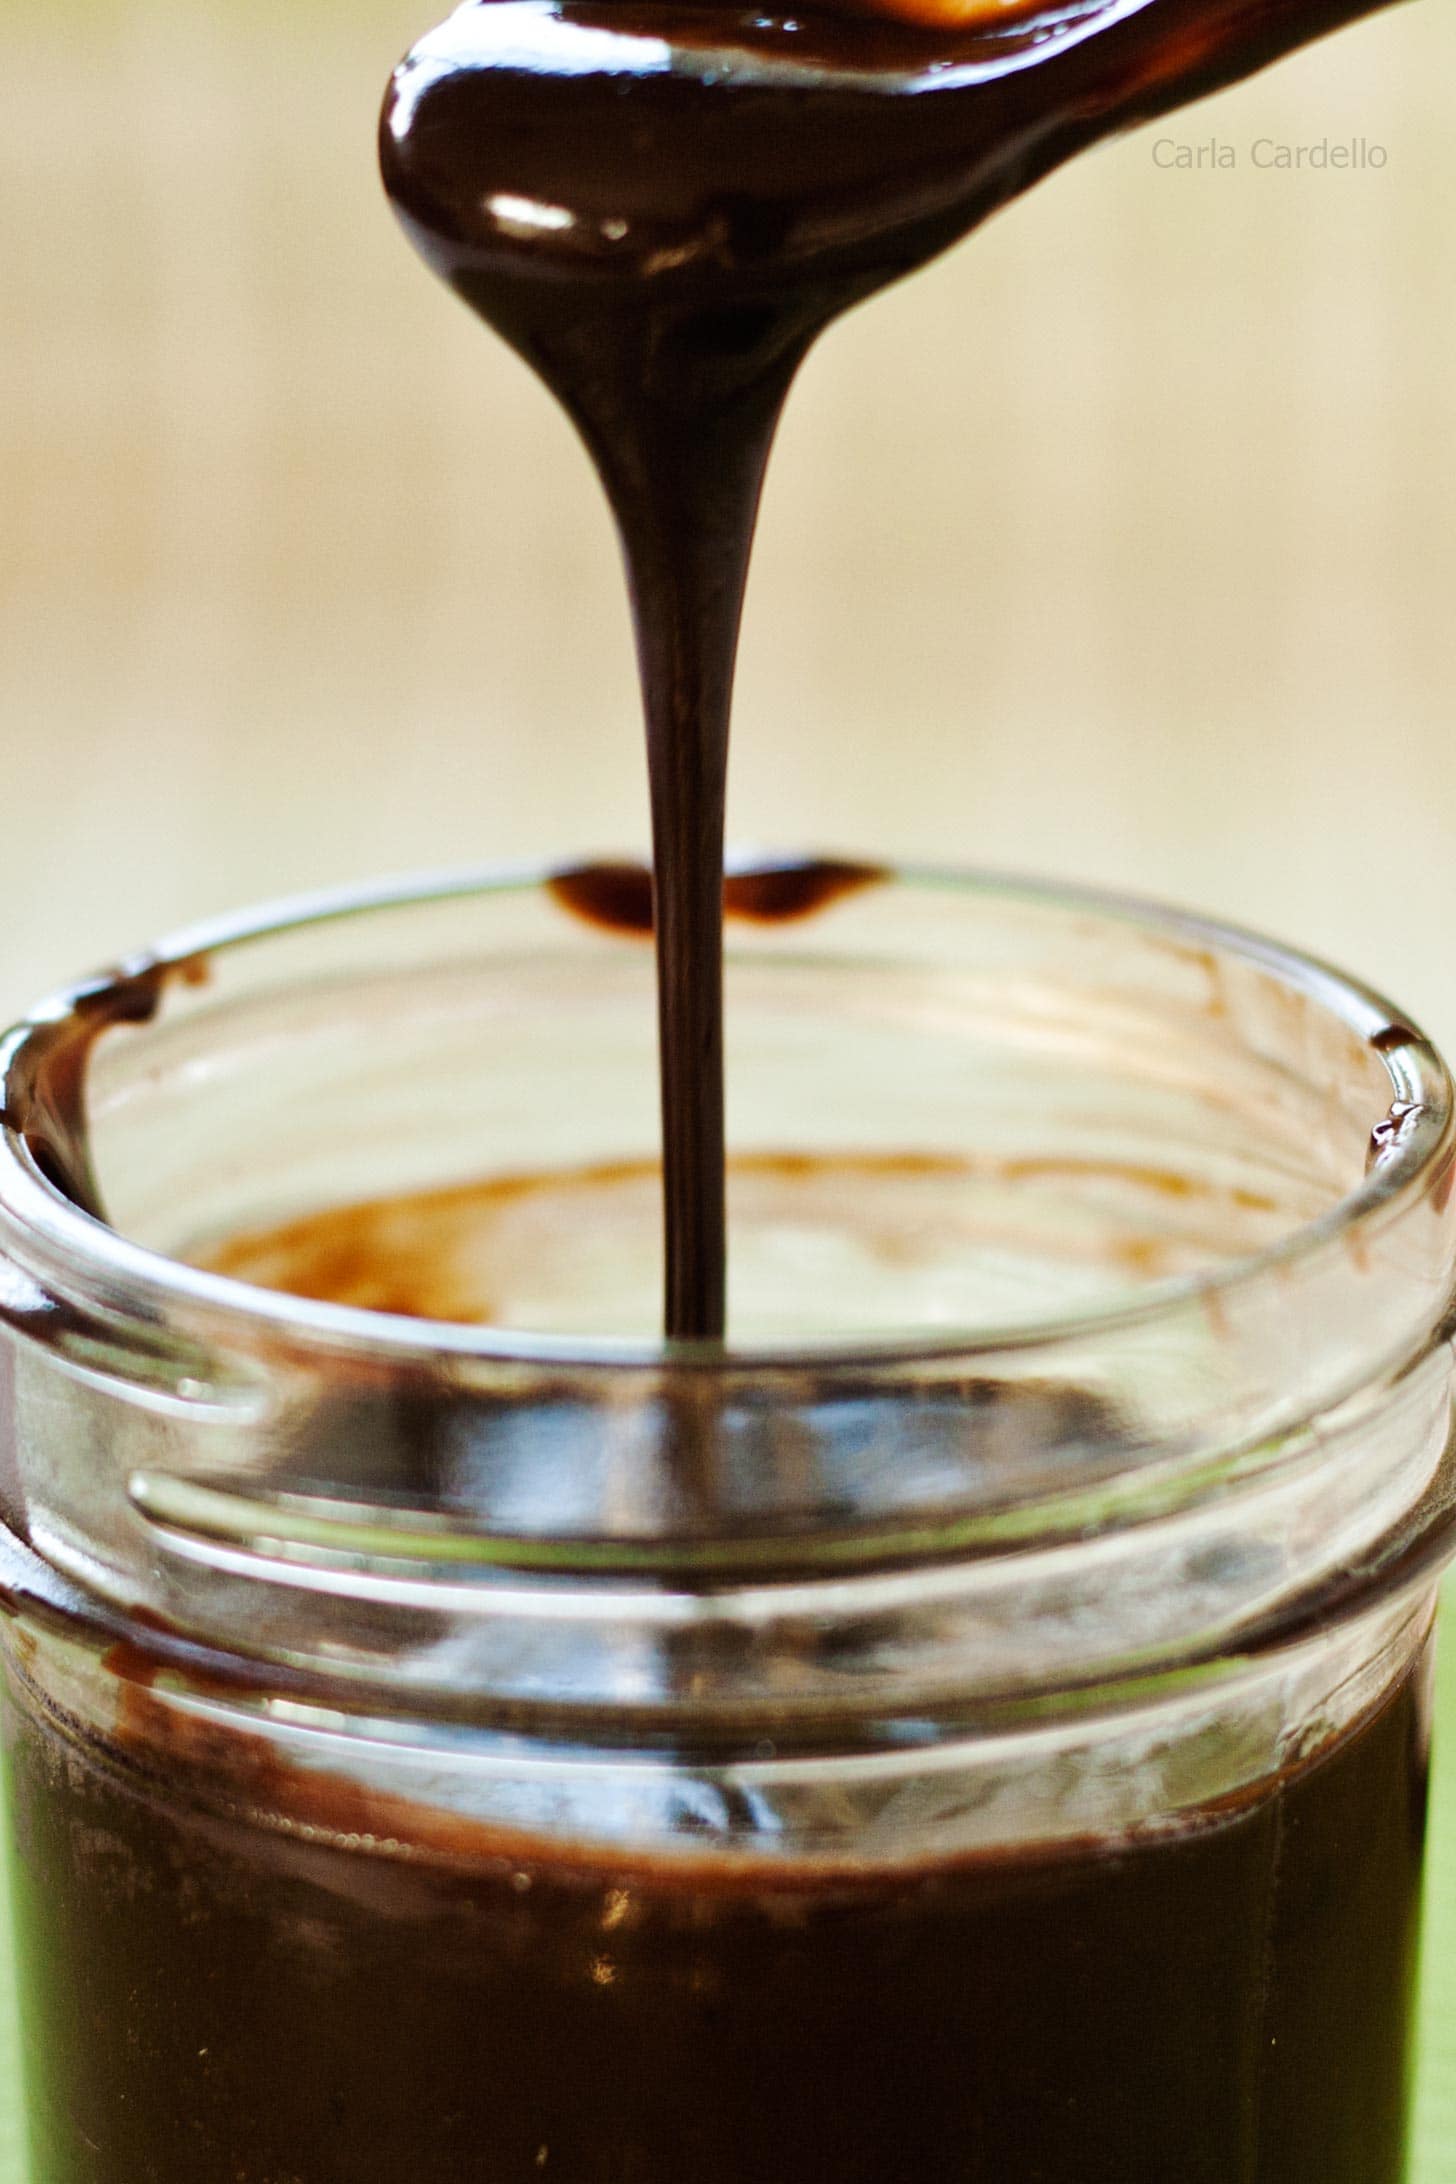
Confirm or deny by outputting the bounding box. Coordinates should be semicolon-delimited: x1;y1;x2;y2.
381;0;1396;1340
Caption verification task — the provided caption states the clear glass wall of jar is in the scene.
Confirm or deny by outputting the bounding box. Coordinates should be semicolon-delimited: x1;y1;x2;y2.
0;866;1453;2184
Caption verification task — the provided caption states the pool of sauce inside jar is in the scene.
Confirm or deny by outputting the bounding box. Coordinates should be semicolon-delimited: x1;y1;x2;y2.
3;1630;1431;2183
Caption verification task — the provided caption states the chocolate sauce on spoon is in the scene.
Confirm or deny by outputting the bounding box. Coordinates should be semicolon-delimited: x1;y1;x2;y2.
381;0;1398;1341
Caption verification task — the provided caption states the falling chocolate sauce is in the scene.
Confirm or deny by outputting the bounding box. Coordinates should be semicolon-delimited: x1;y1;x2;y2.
381;0;1398;1340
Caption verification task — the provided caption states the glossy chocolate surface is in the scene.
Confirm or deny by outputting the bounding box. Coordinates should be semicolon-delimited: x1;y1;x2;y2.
382;0;1397;1336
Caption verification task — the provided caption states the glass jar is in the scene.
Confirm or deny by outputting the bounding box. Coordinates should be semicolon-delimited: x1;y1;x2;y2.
0;864;1453;2184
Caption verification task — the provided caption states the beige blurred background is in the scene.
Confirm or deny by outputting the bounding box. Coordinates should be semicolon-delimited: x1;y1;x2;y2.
1;0;1453;1044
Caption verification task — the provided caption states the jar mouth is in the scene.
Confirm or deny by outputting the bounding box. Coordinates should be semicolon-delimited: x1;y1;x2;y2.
1;861;1453;1734
0;857;1451;1374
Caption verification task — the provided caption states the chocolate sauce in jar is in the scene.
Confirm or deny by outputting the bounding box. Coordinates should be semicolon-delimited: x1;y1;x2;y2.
381;0;1399;1339
3;1636;1432;2184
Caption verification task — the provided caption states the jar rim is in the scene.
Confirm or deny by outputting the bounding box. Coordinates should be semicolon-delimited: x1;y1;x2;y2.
0;857;1450;1374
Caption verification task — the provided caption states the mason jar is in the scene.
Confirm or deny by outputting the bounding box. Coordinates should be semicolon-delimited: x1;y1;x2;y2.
0;864;1453;2184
